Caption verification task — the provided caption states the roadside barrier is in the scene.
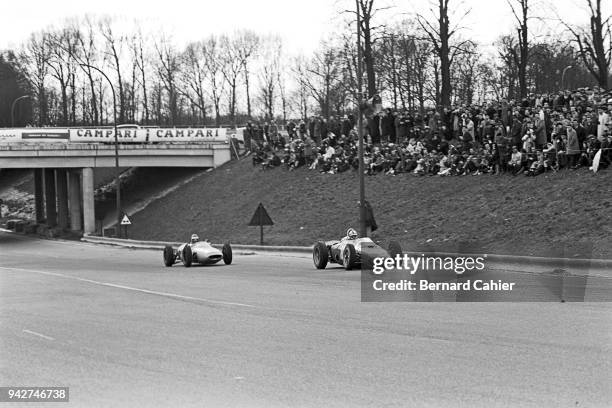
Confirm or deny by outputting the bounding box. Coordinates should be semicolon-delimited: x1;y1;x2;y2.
81;234;612;268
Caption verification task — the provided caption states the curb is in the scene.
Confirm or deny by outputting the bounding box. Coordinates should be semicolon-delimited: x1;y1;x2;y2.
80;235;612;269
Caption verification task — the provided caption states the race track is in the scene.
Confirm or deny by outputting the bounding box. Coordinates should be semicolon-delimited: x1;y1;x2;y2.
1;231;611;407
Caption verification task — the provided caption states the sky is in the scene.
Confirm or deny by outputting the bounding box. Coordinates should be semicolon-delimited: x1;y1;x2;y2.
0;0;603;57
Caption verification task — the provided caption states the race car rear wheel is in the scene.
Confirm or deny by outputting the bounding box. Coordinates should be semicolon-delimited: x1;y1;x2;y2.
343;244;357;271
388;241;403;259
313;241;329;269
222;242;233;265
182;245;193;267
163;245;175;267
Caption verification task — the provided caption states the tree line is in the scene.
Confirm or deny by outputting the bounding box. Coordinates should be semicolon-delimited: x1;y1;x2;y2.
1;0;610;128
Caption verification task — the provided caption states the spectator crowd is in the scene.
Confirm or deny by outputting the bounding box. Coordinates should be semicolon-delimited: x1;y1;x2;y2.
247;87;612;177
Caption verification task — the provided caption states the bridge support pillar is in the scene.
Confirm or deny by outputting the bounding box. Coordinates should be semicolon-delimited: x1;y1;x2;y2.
33;169;45;223
43;168;57;227
82;167;95;235
56;169;69;230
68;170;82;232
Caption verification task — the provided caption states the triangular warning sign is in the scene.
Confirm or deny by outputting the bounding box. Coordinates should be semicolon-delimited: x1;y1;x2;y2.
120;214;132;225
248;203;273;226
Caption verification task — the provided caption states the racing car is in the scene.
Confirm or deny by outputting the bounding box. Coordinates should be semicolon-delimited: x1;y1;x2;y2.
312;228;402;272
163;234;232;267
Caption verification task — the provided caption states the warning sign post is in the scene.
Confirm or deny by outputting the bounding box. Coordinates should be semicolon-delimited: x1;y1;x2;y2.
120;214;132;239
248;203;273;245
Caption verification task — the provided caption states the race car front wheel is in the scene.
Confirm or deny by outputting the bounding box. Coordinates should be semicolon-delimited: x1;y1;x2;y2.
343;244;357;271
222;242;233;265
163;245;175;267
182;245;193;267
313;241;328;269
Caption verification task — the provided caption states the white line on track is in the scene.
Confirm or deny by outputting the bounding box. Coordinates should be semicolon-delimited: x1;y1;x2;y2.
0;266;256;309
23;329;55;341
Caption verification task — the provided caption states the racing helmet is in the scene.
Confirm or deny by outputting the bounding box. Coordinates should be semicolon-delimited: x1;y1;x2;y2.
346;228;358;240
190;234;199;244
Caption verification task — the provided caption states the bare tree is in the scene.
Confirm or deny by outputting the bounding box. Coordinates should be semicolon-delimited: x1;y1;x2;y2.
410;37;432;113
496;35;519;100
20;31;51;125
180;41;208;124
71;17;102;125
201;36;227;127
296;45;343;119
351;0;392;97
100;18;126;123
507;0;531;98
561;0;611;88
277;64;288;123
291;56;313;120
220;34;243;126
452;41;480;104
46;28;77;125
417;0;472;108
154;34;180;125
130;27;150;125
234;31;259;119
258;36;282;120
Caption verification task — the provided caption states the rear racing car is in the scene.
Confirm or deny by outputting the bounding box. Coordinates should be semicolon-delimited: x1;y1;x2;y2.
163;234;232;267
313;228;402;273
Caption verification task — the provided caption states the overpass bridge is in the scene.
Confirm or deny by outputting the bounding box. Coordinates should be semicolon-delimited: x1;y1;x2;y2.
0;141;232;235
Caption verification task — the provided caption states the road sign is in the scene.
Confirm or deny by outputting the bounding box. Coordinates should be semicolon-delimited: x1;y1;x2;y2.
120;214;132;225
248;203;273;245
248;203;273;226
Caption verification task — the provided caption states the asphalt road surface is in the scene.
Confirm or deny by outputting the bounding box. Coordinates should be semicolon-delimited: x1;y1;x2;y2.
1;231;611;407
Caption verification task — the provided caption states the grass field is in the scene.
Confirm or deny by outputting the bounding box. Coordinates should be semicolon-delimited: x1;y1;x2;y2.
127;158;612;259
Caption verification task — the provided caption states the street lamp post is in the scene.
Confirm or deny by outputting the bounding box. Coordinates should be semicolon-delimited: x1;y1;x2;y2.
11;95;31;127
80;63;122;238
561;65;573;91
356;0;367;238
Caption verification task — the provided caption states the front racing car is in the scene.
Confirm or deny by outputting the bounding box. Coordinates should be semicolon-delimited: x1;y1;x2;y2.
312;237;402;273
163;241;232;267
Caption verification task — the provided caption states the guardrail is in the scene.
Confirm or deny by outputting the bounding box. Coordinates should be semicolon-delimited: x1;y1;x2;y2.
80;234;612;268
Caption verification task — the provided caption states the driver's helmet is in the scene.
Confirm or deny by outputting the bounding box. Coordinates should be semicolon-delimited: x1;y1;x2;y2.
190;234;199;244
346;228;358;240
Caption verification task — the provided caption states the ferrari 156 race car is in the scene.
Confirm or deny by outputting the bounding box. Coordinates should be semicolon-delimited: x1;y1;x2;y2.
163;235;232;267
313;228;402;273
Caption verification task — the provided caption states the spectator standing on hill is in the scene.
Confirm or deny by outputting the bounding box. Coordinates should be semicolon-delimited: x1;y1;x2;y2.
575;119;587;149
566;123;580;169
462;113;475;141
598;107;610;138
299;120;307;138
495;125;511;173
341;115;351;137
308;116;321;145
381;109;395;143
369;114;381;144
364;200;378;235
244;122;254;151
586;110;598;136
508;146;523;175
534;112;547;149
510;113;523;148
268;121;279;144
320;118;329;143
